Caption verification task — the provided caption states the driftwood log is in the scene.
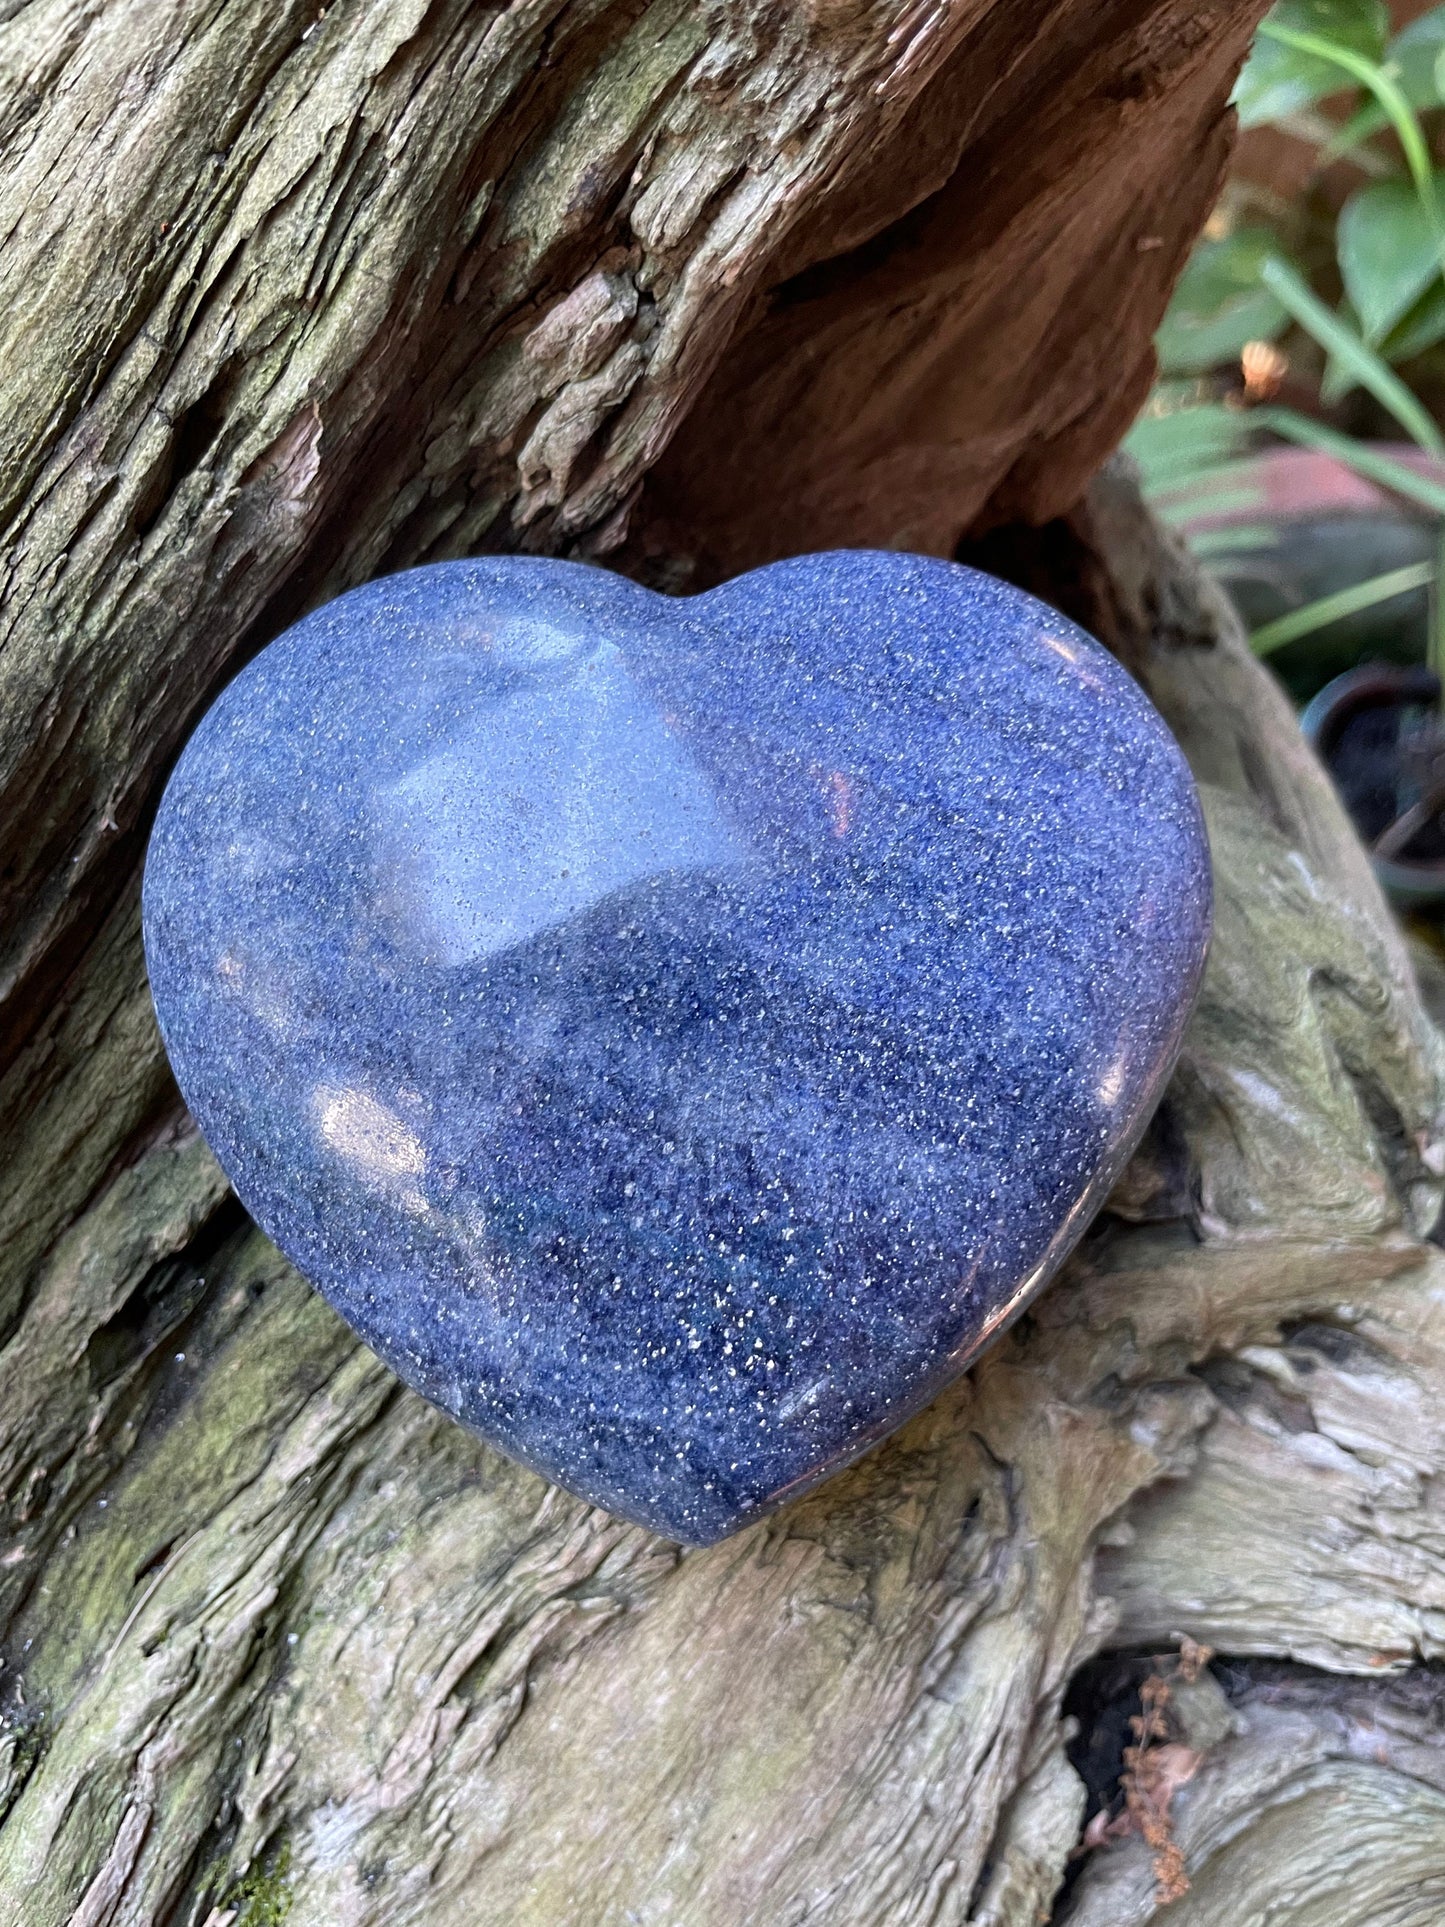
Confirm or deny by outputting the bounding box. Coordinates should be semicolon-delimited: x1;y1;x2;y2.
6;3;1445;1923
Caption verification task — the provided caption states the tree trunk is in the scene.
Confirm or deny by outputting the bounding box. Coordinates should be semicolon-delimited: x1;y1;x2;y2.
8;3;1445;1924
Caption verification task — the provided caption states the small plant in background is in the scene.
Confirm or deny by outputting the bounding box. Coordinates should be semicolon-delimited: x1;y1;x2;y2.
1130;0;1445;674
1132;0;1445;900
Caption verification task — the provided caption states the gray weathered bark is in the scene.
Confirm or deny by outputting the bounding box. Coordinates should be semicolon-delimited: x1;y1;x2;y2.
9;3;1445;1924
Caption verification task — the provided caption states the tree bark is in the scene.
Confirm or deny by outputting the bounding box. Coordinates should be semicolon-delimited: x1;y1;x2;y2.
9;3;1445;1924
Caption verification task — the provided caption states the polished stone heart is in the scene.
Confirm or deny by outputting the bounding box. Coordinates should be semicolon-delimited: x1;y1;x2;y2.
143;551;1210;1543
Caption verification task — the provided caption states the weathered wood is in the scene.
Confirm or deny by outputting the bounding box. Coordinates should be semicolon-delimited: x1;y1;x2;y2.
7;464;1445;1925
0;0;1261;1068
11;3;1445;1923
1067;1660;1445;1924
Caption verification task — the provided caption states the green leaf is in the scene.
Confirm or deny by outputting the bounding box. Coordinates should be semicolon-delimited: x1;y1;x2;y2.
1321;98;1391;161
1189;524;1280;557
1319;298;1371;403
1235;0;1389;126
1155;485;1269;524
1390;5;1445;104
1258;19;1437;200
1383;277;1445;362
1323;5;1445;167
1255;406;1445;513
1250;559;1434;654
1319;3;1445;145
1123;400;1253;498
1157;289;1289;373
1261;256;1445;449
1338;177;1445;342
1156;227;1289;374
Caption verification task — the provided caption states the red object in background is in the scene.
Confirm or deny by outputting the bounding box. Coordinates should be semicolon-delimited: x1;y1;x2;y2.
1171;444;1445;538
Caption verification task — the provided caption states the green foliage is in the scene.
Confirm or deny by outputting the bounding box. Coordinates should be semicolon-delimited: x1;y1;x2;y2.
1250;559;1434;653
1256;8;1435;210
1122;391;1271;561
1324;11;1445;164
1382;275;1445;362
1338;176;1444;341
1391;5;1445;104
1261;255;1445;448
1233;0;1387;127
1257;405;1445;510
1157;228;1288;373
1126;390;1253;491
1139;1;1445;677
227;1845;293;1927
1199;0;1445;395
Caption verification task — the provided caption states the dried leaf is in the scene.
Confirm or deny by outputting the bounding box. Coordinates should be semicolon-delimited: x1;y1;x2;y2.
1178;1635;1214;1683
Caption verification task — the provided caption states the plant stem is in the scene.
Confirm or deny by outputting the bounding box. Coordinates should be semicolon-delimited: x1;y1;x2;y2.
1256;22;1439;216
1261;262;1445;453
1249;561;1435;656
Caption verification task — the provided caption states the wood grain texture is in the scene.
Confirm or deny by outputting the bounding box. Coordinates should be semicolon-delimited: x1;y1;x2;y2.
6;472;1444;1924
11;3;1445;1923
0;0;1263;1071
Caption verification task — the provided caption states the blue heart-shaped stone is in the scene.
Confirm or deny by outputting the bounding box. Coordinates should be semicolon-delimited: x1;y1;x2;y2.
143;551;1209;1543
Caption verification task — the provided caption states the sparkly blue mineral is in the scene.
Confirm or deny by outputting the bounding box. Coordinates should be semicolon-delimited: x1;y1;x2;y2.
143;551;1211;1543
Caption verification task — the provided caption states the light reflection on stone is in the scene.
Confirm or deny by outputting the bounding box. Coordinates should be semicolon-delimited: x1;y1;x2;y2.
375;641;751;965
